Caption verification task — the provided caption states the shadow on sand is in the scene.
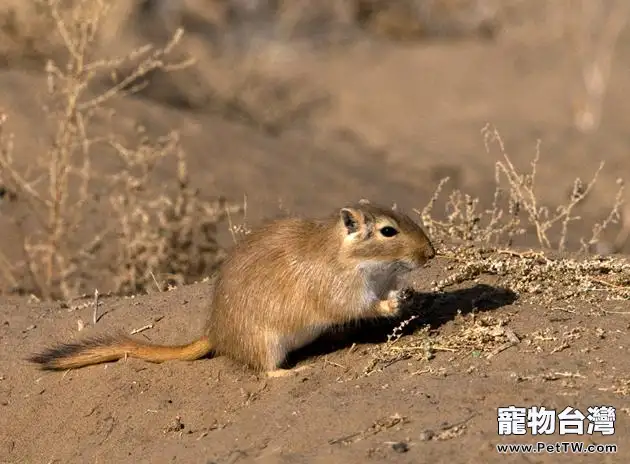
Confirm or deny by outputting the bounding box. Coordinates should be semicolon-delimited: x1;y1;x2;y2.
285;283;519;368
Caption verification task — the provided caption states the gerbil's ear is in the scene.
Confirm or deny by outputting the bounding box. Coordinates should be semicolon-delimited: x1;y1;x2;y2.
340;207;364;234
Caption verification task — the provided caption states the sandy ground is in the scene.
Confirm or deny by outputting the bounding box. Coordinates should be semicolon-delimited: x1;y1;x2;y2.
1;2;630;463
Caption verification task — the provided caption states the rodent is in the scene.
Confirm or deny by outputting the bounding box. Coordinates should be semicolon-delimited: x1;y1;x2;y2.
28;200;436;377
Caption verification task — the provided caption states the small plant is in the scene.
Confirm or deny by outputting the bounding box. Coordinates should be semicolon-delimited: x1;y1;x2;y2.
0;0;241;299
419;124;626;253
108;132;240;294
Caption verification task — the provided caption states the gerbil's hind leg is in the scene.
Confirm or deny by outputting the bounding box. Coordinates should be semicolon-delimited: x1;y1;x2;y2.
266;365;310;378
262;331;311;378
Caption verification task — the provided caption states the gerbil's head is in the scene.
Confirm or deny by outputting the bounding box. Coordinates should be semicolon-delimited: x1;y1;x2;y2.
336;199;436;270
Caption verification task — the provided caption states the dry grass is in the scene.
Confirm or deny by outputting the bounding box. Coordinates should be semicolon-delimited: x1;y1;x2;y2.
106;133;241;295
0;0;334;136
0;0;242;300
366;241;630;374
418;124;626;253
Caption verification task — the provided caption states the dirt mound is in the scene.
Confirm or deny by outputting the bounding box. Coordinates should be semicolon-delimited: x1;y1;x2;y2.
3;247;630;462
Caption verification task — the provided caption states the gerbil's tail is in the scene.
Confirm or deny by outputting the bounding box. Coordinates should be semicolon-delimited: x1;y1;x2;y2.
27;333;213;370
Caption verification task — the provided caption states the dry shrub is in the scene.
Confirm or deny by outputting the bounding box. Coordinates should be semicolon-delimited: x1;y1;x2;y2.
108;133;238;294
0;0;241;300
418;124;626;253
355;0;500;41
174;2;336;134
107;1;334;135
0;0;164;68
0;0;501;137
202;62;332;135
0;0;57;68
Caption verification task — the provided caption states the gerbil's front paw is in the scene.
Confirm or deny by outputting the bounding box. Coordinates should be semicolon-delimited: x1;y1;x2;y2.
379;288;415;316
378;296;400;316
378;289;405;316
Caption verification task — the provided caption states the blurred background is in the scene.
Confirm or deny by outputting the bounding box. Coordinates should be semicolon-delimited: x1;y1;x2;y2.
1;0;630;296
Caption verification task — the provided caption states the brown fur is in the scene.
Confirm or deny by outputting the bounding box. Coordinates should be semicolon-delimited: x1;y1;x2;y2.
29;334;212;370
28;200;435;374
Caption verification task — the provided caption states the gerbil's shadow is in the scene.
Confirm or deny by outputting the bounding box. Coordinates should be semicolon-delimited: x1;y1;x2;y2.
284;284;518;368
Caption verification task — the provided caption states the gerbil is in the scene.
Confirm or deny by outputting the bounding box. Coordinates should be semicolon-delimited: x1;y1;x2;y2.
28;200;436;377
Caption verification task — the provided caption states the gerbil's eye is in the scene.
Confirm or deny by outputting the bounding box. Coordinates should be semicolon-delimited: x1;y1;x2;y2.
379;226;399;237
